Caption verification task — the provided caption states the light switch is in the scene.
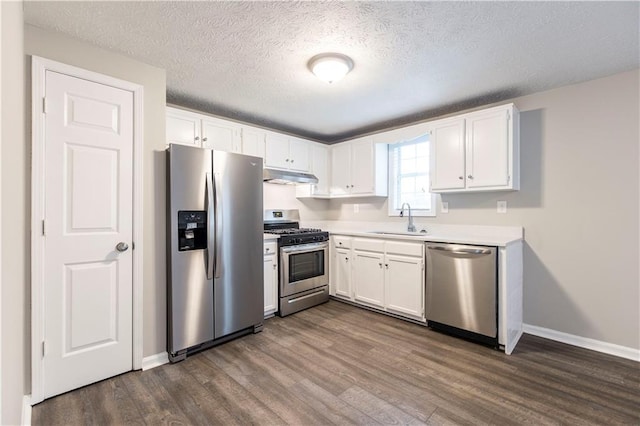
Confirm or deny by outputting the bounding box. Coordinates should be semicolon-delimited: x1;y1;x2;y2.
497;201;507;213
441;201;449;213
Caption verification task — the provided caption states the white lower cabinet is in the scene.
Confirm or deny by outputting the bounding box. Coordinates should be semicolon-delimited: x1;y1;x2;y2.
331;236;352;298
263;242;278;317
385;253;424;318
334;236;425;321
353;250;385;308
334;247;352;298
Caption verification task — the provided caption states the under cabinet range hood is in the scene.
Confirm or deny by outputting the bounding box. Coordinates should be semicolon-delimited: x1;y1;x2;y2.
263;168;318;185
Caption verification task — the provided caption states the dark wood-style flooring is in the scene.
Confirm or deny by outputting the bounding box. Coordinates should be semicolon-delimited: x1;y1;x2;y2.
32;300;639;425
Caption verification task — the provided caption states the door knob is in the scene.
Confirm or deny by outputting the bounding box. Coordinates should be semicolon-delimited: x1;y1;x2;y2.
116;242;129;252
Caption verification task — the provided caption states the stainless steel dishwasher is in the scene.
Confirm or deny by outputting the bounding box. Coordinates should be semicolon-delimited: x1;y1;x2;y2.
425;243;498;347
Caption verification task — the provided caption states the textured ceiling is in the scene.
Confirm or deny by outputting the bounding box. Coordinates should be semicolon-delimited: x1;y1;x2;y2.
24;1;639;142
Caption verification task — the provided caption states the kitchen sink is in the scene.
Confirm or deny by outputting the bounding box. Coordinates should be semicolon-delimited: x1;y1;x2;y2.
369;230;428;237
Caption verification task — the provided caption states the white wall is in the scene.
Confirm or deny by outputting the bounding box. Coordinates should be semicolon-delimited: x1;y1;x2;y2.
1;2;27;424
24;25;168;359
327;70;640;350
263;183;329;220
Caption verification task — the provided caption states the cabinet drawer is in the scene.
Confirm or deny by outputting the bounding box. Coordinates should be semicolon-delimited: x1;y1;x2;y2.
353;238;385;252
385;241;423;257
333;236;352;249
264;242;277;255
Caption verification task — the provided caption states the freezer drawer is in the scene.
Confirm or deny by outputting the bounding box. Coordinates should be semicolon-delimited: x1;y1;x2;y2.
425;243;497;341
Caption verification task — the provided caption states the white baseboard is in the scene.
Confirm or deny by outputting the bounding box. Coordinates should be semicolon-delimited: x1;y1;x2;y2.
523;324;639;362
142;352;169;371
22;395;32;426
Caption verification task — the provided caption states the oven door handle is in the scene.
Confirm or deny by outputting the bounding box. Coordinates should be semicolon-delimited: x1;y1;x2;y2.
281;242;329;255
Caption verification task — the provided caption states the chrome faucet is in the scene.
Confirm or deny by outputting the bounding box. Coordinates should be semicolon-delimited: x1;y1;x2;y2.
400;203;416;232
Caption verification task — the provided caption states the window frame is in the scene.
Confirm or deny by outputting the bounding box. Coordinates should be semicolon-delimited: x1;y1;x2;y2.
387;134;437;218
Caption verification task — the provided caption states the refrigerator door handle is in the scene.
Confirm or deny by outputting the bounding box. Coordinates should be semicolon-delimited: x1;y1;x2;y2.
213;172;222;279
206;172;215;280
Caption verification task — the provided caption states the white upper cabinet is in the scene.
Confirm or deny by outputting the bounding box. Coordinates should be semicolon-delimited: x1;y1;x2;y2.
166;108;201;147
430;118;466;191
330;137;387;197
265;133;310;172
241;126;266;159
166;106;241;153
296;142;330;198
201;116;241;152
330;143;351;196
465;108;511;189
430;103;519;193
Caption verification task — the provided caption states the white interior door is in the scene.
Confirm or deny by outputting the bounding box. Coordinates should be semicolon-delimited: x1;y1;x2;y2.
42;70;134;399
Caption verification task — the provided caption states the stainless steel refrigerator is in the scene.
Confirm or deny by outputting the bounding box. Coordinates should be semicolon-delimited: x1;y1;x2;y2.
167;144;264;362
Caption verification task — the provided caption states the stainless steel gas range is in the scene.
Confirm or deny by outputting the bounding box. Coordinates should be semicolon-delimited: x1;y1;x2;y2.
264;209;330;317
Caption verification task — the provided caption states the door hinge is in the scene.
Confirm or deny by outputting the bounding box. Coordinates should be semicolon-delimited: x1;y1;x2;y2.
42;341;45;357
42;219;46;236
42;97;48;114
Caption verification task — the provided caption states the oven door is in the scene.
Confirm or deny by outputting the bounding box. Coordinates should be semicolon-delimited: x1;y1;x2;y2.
280;242;329;297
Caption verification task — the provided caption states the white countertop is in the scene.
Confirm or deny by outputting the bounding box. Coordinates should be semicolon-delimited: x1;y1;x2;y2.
299;221;523;247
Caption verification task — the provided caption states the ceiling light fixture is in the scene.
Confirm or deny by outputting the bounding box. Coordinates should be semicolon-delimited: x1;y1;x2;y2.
308;53;354;84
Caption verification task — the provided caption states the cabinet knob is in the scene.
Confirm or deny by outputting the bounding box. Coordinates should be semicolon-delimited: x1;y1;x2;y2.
345;185;349;188
285;158;290;162
202;137;208;142
385;264;389;269
273;264;277;270
468;175;474;179
338;242;342;245
378;263;382;268
345;257;349;262
195;136;200;141
291;159;294;163
458;176;464;180
265;247;270;252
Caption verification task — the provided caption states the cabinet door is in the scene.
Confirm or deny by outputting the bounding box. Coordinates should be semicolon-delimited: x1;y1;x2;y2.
201;118;241;152
350;139;375;195
289;138;310;172
465;108;510;189
430;118;466;191
353;250;385;307
263;254;278;316
166;109;201;147
242;127;265;159
330;143;351;196
385;254;424;319
334;247;352;299
310;144;330;196
264;133;290;169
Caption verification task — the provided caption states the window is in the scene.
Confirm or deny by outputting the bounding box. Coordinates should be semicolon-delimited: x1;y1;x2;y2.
388;134;436;217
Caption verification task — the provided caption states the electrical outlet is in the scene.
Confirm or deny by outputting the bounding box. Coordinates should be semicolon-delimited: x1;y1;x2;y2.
497;201;507;214
441;201;449;213
353;204;359;213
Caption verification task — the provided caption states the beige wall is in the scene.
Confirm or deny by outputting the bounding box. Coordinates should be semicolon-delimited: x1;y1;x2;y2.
24;25;168;358
2;2;27;424
326;70;640;350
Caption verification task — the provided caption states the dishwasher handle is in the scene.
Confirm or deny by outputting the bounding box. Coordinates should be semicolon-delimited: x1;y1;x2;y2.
428;245;493;256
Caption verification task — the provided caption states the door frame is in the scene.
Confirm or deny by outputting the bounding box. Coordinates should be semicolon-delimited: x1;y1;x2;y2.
30;56;144;404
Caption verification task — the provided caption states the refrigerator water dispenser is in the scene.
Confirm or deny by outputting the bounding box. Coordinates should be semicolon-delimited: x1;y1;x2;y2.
177;210;207;251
